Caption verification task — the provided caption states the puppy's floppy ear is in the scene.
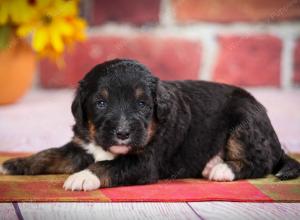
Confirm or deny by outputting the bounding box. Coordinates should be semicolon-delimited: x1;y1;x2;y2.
71;80;87;127
154;80;172;123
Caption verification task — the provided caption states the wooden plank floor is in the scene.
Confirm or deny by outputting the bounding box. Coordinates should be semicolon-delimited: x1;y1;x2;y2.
1;202;299;220
0;203;18;220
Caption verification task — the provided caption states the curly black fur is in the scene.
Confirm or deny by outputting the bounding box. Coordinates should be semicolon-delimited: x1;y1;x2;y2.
2;59;299;188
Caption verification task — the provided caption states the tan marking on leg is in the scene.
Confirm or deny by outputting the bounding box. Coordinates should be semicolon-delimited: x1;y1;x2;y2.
30;150;77;174
48;158;77;174
227;136;244;160
226;133;245;172
227;161;244;173
89;165;111;188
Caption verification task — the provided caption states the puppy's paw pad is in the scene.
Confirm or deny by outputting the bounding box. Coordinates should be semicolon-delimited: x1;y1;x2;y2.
209;163;235;181
0;164;8;175
63;169;100;191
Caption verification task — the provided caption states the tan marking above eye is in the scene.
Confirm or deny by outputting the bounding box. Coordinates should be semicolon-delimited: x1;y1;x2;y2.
135;88;144;98
100;89;109;98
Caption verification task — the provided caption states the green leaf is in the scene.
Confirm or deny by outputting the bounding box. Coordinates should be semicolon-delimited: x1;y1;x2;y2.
0;25;12;51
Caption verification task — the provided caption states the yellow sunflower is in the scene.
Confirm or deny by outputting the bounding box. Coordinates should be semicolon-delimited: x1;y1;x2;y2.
0;0;35;24
16;0;86;60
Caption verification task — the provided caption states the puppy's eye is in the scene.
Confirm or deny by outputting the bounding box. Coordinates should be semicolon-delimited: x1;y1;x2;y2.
138;101;146;109
96;100;107;109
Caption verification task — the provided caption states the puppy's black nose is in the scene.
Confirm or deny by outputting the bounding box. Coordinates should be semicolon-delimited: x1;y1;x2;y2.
116;129;130;140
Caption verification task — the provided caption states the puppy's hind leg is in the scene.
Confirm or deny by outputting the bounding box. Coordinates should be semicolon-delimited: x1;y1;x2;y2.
208;121;281;182
203;118;281;182
204;89;284;181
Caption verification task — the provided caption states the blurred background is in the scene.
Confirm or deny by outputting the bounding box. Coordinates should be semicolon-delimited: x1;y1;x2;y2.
0;0;299;153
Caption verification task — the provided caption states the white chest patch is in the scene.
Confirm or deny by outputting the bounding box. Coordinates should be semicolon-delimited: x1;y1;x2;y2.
82;142;116;162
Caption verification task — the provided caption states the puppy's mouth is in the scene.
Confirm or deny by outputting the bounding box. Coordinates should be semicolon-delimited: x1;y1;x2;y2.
109;145;132;154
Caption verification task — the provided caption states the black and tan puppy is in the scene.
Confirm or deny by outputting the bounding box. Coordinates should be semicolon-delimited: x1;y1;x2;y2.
1;59;299;191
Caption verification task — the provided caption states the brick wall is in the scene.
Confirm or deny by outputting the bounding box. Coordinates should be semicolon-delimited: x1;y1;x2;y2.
40;0;300;88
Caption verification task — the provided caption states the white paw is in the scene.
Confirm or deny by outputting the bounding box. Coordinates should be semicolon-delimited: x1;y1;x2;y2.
0;164;8;175
63;169;101;191
202;155;223;178
208;163;235;181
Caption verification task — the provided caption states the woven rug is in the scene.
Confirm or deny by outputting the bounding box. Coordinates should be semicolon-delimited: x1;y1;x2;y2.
0;152;299;203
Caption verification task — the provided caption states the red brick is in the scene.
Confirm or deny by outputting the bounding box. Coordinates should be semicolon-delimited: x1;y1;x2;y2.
88;0;160;26
213;35;282;86
173;0;300;23
294;39;300;84
39;36;201;88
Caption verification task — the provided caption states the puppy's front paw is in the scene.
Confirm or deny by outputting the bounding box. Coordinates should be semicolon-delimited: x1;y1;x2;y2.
208;163;235;181
63;169;101;191
0;164;8;174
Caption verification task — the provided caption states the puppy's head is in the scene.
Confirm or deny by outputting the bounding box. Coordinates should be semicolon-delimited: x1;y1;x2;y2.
72;59;162;155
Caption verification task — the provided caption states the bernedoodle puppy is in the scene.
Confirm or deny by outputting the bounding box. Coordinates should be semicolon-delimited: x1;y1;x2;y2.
1;59;299;191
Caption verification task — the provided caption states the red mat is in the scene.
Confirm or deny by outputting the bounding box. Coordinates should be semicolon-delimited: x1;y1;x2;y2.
0;152;299;202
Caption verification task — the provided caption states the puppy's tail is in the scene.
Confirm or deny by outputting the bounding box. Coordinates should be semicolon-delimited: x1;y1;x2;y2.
274;150;300;180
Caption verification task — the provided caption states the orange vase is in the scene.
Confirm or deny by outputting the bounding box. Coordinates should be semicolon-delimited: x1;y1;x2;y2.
0;38;36;105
